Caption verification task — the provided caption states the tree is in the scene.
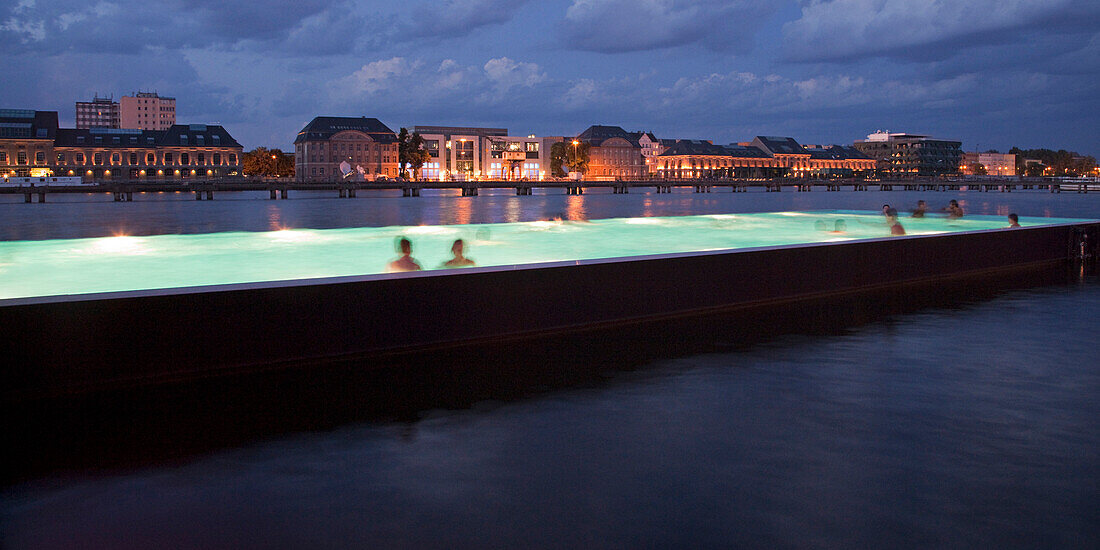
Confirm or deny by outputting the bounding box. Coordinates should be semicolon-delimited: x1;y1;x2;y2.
408;133;430;180
397;128;430;180
550;140;590;177
243;147;294;177
969;162;987;176
397;128;410;179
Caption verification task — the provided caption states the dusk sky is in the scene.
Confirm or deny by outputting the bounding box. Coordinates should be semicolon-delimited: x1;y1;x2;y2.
3;0;1098;154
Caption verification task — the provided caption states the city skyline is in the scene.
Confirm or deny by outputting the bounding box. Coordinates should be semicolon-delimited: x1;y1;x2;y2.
2;0;1098;154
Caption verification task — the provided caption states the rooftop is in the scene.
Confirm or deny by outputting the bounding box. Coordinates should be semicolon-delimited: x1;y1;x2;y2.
296;116;397;144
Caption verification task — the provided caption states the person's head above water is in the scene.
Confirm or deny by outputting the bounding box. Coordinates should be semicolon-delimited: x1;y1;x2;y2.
882;204;891;213
885;207;899;221
950;199;959;207
398;237;412;255
1008;213;1019;226
917;200;926;207
451;239;465;255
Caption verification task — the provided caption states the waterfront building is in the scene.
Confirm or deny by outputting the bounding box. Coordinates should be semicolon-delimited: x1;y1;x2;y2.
407;126;561;181
751;136;812;173
853;131;962;177
479;134;561;180
802;145;877;177
636;132;664;175
120;92;176;131
0;109;58;177
654;137;873;179
412;126;504;180
294;116;399;182
575;125;647;180
2;109;242;181
960;152;1016;176
75;95;119;129
53;124;242;181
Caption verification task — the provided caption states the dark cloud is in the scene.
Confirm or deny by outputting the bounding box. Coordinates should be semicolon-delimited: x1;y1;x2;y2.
560;0;775;53
782;0;1100;63
407;0;534;38
0;0;1096;155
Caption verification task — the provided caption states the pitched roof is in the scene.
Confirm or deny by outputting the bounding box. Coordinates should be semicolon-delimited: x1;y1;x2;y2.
160;124;242;148
54;124;241;148
0;109;58;140
806;145;872;160
658;140;730;157
576;125;641;147
753;136;808;155
723;145;772;159
295;116;396;143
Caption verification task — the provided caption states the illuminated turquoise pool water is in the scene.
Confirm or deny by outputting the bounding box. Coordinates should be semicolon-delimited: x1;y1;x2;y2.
0;211;1088;300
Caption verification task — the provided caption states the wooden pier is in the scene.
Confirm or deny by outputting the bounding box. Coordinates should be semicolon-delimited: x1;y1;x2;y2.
0;177;1079;202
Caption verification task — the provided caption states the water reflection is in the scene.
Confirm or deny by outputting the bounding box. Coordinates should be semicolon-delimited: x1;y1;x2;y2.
2;190;1097;241
565;195;586;221
4;273;1098;548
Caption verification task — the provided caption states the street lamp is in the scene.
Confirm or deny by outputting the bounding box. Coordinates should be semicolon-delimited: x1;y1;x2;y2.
571;140;580;176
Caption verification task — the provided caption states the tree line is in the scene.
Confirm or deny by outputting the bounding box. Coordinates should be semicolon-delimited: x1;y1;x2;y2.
1009;147;1097;177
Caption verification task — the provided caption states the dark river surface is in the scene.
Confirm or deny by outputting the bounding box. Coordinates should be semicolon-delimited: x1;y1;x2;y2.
2;188;1099;548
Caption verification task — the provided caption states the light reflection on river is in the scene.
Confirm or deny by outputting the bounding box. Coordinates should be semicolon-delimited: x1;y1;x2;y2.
1;190;1098;548
1;188;1097;241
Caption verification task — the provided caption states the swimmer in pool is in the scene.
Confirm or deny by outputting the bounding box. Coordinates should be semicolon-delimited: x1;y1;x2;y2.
387;237;422;272
1007;213;1021;228
442;238;476;268
886;208;906;235
945;200;964;219
912;200;927;218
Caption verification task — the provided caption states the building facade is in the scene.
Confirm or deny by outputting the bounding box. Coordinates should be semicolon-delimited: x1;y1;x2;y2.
3;110;241;181
654;137;873;179
412;126;504;180
409;127;563;181
295;117;399;182
636;132;665;175
853;131;962;176
75;96;120;129
53;124;242;181
575;125;647;180
959;152;1016;176
0;109;58;177
120;92;176;131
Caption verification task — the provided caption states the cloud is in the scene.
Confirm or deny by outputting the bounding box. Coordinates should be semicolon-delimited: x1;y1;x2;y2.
561;0;775;53
337;57;424;94
483;57;546;91
410;0;533;37
783;0;1100;62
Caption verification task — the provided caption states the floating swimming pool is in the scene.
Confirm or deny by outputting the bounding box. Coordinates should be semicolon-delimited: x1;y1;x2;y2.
0;211;1091;301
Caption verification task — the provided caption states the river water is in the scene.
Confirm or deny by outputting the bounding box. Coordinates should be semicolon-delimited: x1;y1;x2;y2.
2;189;1098;548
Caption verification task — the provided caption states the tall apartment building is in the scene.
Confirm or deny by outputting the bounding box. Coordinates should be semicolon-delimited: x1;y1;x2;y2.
75;96;120;129
853;131;962;177
120;92;176;130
